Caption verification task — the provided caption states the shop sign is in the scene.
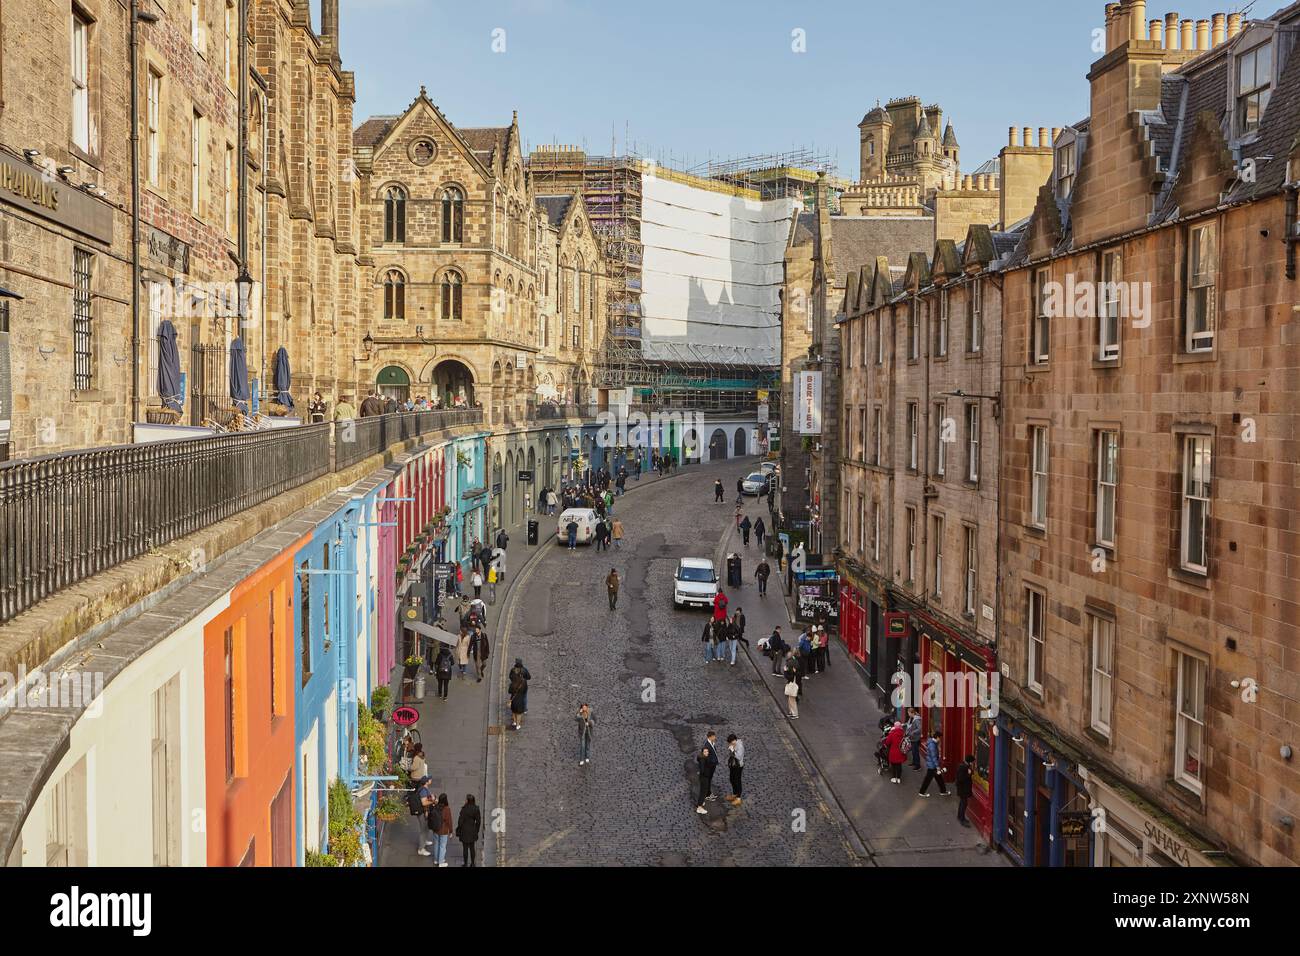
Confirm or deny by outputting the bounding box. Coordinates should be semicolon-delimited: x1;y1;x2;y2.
144;225;190;273
1143;821;1192;866
796;578;839;624
884;612;910;639
1059;811;1090;838
392;706;420;726
795;371;822;434
0;153;113;243
517;470;534;482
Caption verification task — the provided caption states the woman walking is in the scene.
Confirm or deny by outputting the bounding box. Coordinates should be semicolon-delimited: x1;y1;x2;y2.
576;703;595;765
784;670;800;719
431;793;454;867
471;568;483;599
456;795;482;867
455;629;470;679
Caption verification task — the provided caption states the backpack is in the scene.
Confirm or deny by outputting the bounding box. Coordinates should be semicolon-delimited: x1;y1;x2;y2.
509;670;525;695
901;737;912;755
407;789;425;816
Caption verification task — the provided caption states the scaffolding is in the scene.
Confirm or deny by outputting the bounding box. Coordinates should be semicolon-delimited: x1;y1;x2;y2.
693;148;847;210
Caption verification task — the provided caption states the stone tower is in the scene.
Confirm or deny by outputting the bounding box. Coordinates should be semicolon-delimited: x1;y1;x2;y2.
858;103;891;182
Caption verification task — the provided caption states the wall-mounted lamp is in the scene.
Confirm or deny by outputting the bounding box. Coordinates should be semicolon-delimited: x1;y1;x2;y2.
23;149;41;162
57;165;75;180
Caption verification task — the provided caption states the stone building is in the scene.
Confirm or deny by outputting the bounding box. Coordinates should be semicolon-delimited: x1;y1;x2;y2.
996;0;1298;866
0;0;133;458
836;222;1020;839
353;91;544;423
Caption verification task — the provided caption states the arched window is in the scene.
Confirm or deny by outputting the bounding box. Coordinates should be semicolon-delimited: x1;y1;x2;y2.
441;186;463;243
506;276;515;323
574;257;583;312
441;271;463;321
383;269;405;320
384;186;406;243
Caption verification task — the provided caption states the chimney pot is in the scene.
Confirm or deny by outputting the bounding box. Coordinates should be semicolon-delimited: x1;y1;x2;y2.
1009;126;1021;147
1181;19;1194;51
1105;4;1119;50
1196;19;1210;51
1023;127;1034;148
1211;13;1226;47
1130;1;1147;39
1051;127;1062;144
1227;12;1242;38
1150;19;1163;46
1166;12;1181;49
1038;127;1050;148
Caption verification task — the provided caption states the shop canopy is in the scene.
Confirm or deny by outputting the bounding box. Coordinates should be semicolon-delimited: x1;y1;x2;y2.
402;620;458;646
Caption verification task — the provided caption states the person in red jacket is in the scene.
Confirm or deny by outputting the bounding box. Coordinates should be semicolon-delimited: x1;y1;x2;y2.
885;721;908;784
712;590;729;622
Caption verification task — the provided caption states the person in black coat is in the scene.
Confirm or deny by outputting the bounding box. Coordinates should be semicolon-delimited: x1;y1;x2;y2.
955;755;976;827
739;515;752;547
695;731;719;813
434;646;455;700
714;479;724;503
457;795;482;866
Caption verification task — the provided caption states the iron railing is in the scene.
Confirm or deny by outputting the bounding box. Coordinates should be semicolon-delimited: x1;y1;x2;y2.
0;408;483;624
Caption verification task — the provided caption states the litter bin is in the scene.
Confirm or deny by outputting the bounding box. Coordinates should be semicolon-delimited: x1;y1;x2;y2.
726;553;742;588
527;519;539;546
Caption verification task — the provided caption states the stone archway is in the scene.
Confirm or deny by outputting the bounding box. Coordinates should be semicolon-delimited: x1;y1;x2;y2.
431;358;476;407
734;427;747;457
709;428;728;461
505;449;516;526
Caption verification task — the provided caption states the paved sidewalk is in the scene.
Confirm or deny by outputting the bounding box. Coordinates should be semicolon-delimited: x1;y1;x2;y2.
377;458;696;866
718;503;1009;867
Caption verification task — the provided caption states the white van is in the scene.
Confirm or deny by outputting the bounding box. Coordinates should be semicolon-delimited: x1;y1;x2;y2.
556;508;599;546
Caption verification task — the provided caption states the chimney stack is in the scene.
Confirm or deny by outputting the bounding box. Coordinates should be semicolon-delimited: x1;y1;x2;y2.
1010;126;1021;147
1150;19;1163;46
1166;12;1181;48
1227;13;1242;38
1211;13;1226;46
1181;19;1194;51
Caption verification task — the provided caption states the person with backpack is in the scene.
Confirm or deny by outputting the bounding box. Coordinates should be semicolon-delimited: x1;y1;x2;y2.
469;626;490;683
797;630;813;679
430;793;454;867
434;645;455;700
496;529;509;551
507;658;531;731
918;730;949;797
885;721;908;784
695;731;719;813
712;590;729;623
955;755;976;827
412;776;436;856
755;559;771;597
726;733;745;805
576;703;595;765
457;795;482;867
905;708;924;771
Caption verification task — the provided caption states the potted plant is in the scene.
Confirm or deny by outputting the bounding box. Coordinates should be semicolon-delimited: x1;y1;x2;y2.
402;655;423;679
371;685;392;722
376;793;403;822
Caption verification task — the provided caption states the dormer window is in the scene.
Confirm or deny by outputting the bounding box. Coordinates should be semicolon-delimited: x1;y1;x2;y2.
1055;143;1075;199
1236;42;1272;135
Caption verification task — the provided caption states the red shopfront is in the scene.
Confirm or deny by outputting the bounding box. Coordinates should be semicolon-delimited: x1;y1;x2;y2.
840;582;867;664
916;613;996;841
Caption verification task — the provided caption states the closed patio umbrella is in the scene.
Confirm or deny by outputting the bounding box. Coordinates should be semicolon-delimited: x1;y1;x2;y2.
229;336;250;413
156;319;183;412
272;345;294;408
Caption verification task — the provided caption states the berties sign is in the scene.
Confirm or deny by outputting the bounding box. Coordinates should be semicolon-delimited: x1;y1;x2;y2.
795;371;822;434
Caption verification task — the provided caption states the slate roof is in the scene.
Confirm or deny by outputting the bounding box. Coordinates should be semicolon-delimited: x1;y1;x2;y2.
828;215;935;289
792;211;817;246
535;194;574;228
354;115;397;147
459;126;511;165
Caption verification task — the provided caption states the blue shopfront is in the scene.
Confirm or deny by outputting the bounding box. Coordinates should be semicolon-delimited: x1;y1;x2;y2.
993;708;1094;866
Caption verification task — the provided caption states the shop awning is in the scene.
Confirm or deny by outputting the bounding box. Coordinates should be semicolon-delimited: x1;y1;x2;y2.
403;621;458;646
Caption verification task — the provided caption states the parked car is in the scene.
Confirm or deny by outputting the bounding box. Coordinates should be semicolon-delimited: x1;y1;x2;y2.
740;472;768;496
673;557;719;609
760;461;778;476
556;508;599;545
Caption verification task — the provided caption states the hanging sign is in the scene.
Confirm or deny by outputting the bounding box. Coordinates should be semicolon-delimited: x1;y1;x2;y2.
392;706;420;726
884;612;911;639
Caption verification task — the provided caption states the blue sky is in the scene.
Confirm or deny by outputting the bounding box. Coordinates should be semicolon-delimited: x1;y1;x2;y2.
335;0;1244;178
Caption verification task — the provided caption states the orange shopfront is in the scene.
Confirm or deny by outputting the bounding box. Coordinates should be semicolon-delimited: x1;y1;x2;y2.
916;614;996;841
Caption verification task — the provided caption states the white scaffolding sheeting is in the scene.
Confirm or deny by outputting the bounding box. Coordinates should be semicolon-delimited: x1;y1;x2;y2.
639;175;797;367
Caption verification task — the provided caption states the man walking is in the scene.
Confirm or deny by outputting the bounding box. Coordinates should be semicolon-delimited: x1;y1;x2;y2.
726;734;745;806
496;528;509;552
955;755;975;826
714;479;724;503
611;517;624;550
739;514;752;547
754;516;766;550
695;731;719;813
755;558;771;597
767;626;787;675
605;568;620;610
702;618;716;663
918;730;949;796
576;703;595;766
469;626;490;683
729;608;746;664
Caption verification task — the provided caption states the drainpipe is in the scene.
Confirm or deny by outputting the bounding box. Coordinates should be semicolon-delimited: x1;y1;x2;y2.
259;87;269;398
128;3;146;427
236;0;253;374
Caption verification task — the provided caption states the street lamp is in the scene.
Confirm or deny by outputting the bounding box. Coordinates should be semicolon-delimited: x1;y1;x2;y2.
362;331;375;356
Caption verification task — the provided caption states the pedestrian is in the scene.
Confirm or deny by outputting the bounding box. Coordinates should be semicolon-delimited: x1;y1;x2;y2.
455;628;470;679
408;743;428;782
334;395;357;421
611;517;624;550
955;755;975;827
576;703;595;765
726;733;745;805
767;626;786;675
714;479;724;503
487;564;498;605
496;528;509;551
434;644;454;700
739;514;752;547
712;590;729;623
918;731;949;796
471;569;483;598
905;708;924;771
732;607;747;649
413;775;436;856
507;658;531;730
606;567;620;610
784;670;800;718
816;616;831;669
457;795;482;867
695;731;719;813
308;391;327;423
702;618;716;663
809;627;822;675
736;477;745;496
454;563;463;595
469;626;490;682
734;499;743;525
566;517;578;551
755;558;771;597
754;516;766;550
797;629;813;678
885;721;908;783
431;793;454;867
774;536;784;572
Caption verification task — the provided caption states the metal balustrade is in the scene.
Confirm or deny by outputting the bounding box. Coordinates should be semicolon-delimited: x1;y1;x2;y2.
0;408;482;624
